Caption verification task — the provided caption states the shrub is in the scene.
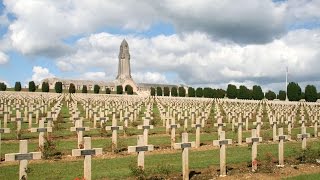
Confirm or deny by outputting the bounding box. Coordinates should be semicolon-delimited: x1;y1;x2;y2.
178;87;186;97
188;87;195;97
29;81;36;92
116;85;123;94
54;82;63;93
69;83;76;93
94;84;100;94
126;85;133;95
14;81;22;91
105;87;111;94
0;82;6;91
82;85;88;93
41;82;49;92
195;87;203;97
156;87;162;96
150;87;155;96
171;87;178;96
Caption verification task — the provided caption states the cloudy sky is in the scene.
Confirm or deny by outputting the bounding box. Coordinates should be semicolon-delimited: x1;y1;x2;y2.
0;0;319;92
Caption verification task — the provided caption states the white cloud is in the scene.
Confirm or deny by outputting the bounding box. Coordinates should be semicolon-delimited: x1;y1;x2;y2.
2;0;320;58
132;72;168;84
31;66;55;84
0;51;9;64
55;28;320;91
80;72;108;81
3;0;157;56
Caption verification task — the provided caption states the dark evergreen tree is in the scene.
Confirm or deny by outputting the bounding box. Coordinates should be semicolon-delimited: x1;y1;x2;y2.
238;85;250;99
0;82;6;91
41;82;49;92
94;85;100;94
156;87;162;96
69;83;76;93
203;87;213;98
265;90;276;100
287;82;301;101
171;87;178;96
82;85;88;93
252;85;264;100
188;87;195;97
29;81;36;92
150;87;155;96
127;85;133;95
226;84;237;99
54;82;63;93
305;85;317;102
116;85;123;94
277;90;286;101
178;87;186;97
163;87;170;96
105;87;111;94
14;81;22;91
195;87;203;97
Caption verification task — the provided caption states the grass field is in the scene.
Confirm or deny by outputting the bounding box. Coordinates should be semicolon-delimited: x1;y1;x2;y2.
0;98;320;179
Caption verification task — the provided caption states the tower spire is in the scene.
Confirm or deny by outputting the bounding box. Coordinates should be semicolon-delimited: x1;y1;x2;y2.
117;39;132;80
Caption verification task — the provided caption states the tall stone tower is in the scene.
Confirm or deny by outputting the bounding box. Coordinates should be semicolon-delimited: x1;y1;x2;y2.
117;39;132;80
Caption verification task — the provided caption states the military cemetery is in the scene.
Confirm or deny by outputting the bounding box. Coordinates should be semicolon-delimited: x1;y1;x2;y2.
1;1;320;180
0;38;319;180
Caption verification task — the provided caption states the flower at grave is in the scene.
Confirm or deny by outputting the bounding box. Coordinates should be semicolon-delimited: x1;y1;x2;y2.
74;177;85;180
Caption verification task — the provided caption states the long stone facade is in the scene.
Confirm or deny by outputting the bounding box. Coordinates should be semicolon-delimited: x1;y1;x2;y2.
41;39;187;94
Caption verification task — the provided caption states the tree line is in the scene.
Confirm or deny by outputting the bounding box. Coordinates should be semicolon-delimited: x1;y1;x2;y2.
150;82;319;102
0;81;134;95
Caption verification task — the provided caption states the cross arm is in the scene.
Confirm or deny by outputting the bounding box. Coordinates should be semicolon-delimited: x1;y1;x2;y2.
128;145;154;153
105;126;124;131
72;148;103;157
0;128;10;133
5;152;41;162
174;142;196;150
213;139;232;146
245;137;262;143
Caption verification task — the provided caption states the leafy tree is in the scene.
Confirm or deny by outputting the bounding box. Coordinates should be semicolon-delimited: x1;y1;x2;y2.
188;87;195;97
163;87;170;96
14;81;22;91
287;82;301;101
41;82;49;92
252;85;264;100
178;87;186;97
213;89;226;98
0;82;7;91
54;82;63;93
156;87;162;96
277;90;286;101
203;87;213;98
171;87;178;97
150;87;155;96
82;85;88;93
305;85;317;102
238;85;251;99
116;85;123;94
127;85;133;95
226;84;237;99
69;83;76;93
93;85;100;94
105;87;111;94
29;81;36;92
195;87;203;97
265;90;276;100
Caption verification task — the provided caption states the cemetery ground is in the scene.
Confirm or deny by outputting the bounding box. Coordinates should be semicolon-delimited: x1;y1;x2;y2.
0;93;320;179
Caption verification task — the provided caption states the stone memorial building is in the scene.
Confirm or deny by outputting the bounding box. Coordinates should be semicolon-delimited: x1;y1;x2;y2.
41;39;186;94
